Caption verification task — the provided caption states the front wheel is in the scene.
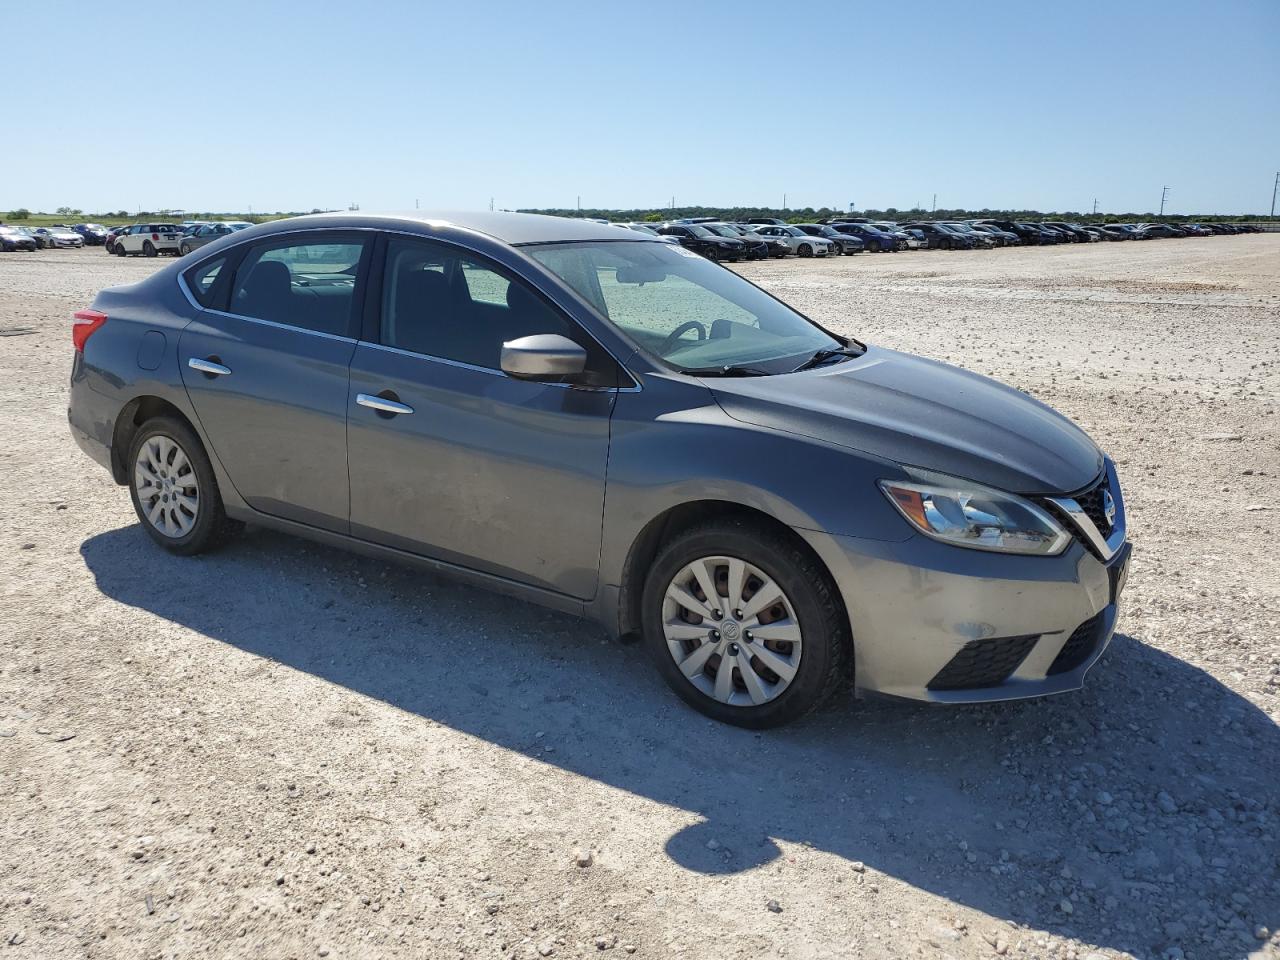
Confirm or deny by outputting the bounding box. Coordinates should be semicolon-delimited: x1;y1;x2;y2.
641;518;851;728
128;416;242;555
179;242;191;256
115;242;127;257
798;243;812;258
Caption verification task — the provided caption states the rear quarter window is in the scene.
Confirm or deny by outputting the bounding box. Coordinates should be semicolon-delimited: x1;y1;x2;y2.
184;256;230;309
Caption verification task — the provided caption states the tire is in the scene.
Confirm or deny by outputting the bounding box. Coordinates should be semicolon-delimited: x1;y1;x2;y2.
127;416;243;555
115;242;127;257
641;517;851;728
798;243;812;258
868;240;881;253
143;240;157;257
179;243;191;256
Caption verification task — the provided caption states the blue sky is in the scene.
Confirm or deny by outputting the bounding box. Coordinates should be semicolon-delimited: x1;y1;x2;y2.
4;0;1278;215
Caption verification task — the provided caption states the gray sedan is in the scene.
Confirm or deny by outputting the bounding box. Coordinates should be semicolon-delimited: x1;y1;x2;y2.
68;212;1129;727
179;221;249;256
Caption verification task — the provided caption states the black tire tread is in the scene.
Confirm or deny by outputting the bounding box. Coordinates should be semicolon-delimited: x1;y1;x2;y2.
127;415;243;555
642;515;852;728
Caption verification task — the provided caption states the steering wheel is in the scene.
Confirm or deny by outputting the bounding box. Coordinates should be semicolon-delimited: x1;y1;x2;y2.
661;320;707;354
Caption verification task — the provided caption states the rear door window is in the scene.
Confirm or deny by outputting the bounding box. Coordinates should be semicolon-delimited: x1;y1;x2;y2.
230;236;369;337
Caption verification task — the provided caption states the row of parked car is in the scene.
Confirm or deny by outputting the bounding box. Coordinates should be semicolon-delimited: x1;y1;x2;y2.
101;220;254;257
0;219;253;256
597;216;1265;261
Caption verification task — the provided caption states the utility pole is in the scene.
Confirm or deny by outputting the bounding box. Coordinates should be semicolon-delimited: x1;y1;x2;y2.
1092;198;1098;215
1159;185;1171;217
782;193;787;211
576;196;581;213
489;197;494;212
1271;172;1279;221
932;193;937;213
415;198;419;209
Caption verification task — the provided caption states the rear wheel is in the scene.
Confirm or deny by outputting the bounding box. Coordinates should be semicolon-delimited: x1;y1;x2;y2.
127;416;242;555
143;240;157;257
641;518;850;728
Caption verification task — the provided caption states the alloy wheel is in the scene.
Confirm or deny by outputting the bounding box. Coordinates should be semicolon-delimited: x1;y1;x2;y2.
662;555;802;707
134;434;200;538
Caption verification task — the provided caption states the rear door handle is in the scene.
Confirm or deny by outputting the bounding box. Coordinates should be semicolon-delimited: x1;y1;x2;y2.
356;393;414;416
188;357;232;376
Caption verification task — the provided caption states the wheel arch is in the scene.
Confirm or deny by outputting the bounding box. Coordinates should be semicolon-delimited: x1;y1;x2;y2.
110;395;201;484
615;499;848;644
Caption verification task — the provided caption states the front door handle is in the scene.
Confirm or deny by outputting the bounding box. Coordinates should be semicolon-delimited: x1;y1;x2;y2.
356;393;414;416
188;357;231;376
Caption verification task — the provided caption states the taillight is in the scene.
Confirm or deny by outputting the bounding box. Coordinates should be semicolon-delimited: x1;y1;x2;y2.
152;232;160;241
73;309;107;352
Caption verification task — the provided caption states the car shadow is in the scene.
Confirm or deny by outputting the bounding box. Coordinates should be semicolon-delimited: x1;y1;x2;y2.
80;524;1278;959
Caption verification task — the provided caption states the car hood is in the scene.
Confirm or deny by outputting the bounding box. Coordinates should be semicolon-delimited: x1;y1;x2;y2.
708;345;1102;495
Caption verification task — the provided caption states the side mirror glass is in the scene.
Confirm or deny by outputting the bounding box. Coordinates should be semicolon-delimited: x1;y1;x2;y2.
500;334;587;381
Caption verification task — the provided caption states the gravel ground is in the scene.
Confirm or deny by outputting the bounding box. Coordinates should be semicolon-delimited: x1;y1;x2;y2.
1;238;1278;960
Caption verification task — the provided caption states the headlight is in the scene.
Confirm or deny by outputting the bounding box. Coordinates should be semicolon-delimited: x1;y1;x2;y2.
878;472;1070;555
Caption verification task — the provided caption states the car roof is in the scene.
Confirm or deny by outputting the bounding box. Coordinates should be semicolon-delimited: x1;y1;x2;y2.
243;210;659;246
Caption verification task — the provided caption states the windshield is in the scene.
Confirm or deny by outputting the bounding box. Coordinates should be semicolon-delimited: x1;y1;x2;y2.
944;222;973;232
703;224;736;238
780;226;805;237
685;225;715;238
525;240;843;374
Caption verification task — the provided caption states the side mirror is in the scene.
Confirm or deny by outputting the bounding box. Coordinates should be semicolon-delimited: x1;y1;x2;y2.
500;334;587;381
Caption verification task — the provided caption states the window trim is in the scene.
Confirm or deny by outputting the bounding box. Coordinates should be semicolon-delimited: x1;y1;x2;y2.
176;225;640;388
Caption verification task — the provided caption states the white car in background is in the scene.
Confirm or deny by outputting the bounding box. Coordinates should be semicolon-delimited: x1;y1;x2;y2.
752;224;835;257
32;226;84;249
113;223;183;257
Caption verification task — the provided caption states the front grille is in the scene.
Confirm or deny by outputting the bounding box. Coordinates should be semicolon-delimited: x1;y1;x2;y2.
927;635;1038;691
1043;469;1118;561
1047;612;1104;675
1074;476;1113;537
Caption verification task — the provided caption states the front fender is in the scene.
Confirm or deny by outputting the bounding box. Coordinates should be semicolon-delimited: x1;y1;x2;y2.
597;375;913;599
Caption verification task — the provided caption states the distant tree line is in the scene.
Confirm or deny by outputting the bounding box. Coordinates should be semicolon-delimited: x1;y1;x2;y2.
517;205;1270;225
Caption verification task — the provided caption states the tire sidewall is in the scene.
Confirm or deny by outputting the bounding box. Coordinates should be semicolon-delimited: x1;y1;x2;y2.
127;416;224;555
641;524;844;728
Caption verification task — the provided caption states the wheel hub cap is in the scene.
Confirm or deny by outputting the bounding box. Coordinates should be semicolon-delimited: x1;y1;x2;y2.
661;555;802;707
133;435;200;539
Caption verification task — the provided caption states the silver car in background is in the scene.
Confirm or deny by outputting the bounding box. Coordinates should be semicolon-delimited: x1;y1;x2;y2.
68;212;1129;727
751;224;836;257
179;221;252;256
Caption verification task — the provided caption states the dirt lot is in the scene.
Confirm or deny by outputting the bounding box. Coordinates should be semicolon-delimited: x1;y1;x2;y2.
1;238;1278;960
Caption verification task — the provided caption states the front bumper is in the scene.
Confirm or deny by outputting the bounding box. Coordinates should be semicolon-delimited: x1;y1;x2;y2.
797;525;1129;704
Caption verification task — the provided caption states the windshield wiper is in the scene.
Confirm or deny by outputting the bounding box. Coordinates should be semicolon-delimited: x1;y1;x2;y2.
678;364;772;378
791;346;864;372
